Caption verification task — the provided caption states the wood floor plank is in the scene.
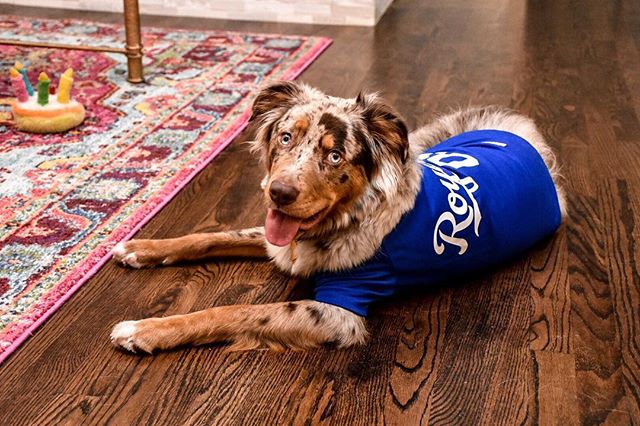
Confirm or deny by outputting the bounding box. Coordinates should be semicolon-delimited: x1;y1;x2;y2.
567;191;630;425
533;350;579;426
599;179;640;422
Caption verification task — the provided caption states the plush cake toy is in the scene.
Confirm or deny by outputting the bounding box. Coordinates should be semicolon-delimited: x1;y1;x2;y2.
10;62;85;133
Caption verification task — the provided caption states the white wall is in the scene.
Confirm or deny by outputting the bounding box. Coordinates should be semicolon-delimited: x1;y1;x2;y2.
2;0;395;26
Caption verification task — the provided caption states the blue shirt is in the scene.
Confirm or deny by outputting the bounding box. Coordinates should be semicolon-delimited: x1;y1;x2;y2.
314;129;562;316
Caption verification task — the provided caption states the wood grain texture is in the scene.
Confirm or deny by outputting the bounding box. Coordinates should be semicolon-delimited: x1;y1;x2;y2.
1;0;640;424
384;294;450;425
599;179;640;423
529;231;571;353
533;350;579;426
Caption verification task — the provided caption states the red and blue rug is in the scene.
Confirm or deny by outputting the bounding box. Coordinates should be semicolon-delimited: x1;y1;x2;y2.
0;16;331;363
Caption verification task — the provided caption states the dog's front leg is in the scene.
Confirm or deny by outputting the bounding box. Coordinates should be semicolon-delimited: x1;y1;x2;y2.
112;227;267;268
111;301;367;353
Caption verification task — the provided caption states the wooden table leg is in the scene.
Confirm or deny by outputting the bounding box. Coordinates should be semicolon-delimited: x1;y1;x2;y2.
123;0;144;83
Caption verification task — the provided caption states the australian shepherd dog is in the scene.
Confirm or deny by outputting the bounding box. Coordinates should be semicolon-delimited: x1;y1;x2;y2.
111;81;566;353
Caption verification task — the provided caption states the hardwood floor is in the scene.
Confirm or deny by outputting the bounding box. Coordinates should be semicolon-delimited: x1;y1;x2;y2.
1;0;640;424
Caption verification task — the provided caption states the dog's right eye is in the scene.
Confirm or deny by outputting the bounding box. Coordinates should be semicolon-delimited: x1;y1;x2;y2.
280;133;292;146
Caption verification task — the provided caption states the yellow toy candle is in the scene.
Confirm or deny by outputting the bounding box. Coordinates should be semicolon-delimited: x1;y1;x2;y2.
57;68;74;104
10;67;29;102
15;61;35;96
37;72;50;106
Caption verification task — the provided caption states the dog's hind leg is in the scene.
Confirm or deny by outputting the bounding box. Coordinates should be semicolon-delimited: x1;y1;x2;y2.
110;300;367;353
112;227;267;268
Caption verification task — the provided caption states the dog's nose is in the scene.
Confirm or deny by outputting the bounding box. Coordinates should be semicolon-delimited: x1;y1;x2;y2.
269;180;299;206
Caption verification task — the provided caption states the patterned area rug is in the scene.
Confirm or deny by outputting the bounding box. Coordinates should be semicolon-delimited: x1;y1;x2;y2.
0;16;331;363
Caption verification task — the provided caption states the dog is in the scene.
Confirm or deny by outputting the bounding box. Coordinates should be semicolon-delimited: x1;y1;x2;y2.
110;81;566;353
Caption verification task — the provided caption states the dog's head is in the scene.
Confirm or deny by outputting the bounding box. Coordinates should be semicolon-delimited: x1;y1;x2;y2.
250;81;409;247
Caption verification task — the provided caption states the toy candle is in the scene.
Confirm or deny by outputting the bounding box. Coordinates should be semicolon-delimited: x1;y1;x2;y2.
9;67;29;102
14;61;34;96
37;72;50;106
57;68;74;104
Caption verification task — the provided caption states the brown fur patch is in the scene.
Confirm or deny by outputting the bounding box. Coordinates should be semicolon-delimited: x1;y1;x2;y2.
321;134;335;150
351;127;376;179
295;117;309;134
328;166;368;217
258;317;270;326
319;113;347;150
306;306;323;325
285;302;297;312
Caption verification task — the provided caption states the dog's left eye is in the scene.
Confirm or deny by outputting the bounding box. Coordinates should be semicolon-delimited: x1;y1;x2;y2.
280;133;292;146
327;151;342;165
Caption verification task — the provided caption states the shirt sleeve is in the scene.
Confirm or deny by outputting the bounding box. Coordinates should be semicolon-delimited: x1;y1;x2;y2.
313;251;397;317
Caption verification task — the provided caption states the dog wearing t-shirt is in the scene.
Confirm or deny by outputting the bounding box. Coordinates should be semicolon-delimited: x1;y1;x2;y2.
111;81;566;353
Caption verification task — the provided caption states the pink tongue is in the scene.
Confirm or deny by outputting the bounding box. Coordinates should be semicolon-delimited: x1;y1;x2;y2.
265;208;302;247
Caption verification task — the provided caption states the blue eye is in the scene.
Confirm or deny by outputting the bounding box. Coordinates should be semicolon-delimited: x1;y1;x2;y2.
280;133;292;146
327;151;342;165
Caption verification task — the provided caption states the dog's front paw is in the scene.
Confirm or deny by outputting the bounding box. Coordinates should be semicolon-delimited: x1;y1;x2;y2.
111;320;141;353
112;243;144;268
111;320;158;354
112;240;173;269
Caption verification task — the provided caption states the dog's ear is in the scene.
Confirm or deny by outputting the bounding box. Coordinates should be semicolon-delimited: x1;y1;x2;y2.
250;81;303;123
249;81;305;165
356;92;409;164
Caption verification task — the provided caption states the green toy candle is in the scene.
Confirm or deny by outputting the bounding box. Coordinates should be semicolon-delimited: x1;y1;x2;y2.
37;72;50;106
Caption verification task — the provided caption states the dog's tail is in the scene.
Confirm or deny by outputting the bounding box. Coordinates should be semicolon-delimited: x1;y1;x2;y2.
410;106;567;218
